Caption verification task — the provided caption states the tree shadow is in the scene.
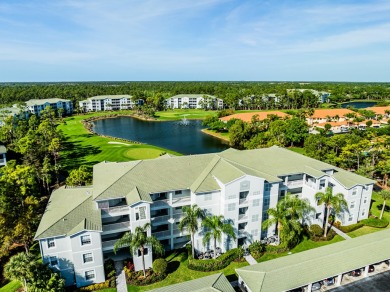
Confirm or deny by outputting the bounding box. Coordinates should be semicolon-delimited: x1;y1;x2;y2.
376;204;390;212
166;260;180;274
61;139;101;171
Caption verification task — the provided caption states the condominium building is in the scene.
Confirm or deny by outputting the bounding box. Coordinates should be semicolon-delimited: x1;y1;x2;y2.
35;146;374;287
26;98;73;116
79;95;134;112
288;89;331;103
165;94;224;109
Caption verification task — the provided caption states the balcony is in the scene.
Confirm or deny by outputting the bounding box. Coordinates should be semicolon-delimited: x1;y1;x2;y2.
151;200;169;210
239;198;249;205
151;215;170;224
173;228;189;237
172;196;191;206
173;213;184;221
153;230;171;239
101;205;130;217
102;239;129;251
238;230;247;237
102;221;131;233
238;214;248;221
286;179;304;188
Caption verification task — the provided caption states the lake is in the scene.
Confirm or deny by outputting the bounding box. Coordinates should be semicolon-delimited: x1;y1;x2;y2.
341;101;377;108
92;117;229;155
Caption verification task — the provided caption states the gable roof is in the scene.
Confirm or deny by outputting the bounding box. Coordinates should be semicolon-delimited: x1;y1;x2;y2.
25;98;71;106
149;273;234;292
236;228;390;292
34;186;101;240
88;95;132;100
310;109;354;119
168;94;217;99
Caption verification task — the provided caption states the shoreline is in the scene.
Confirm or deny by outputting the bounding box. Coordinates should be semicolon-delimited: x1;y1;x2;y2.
201;129;230;143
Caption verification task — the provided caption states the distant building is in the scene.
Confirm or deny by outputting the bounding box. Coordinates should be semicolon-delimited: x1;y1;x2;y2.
0;106;29;126
306;109;354;125
220;111;290;123
79;95;134;112
0;145;6;166
26;98;73;116
35;146;373;287
165;94;224;109
288;89;331;103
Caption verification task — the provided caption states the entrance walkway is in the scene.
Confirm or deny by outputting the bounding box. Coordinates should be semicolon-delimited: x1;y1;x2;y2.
329;224;352;240
115;261;127;292
244;254;257;265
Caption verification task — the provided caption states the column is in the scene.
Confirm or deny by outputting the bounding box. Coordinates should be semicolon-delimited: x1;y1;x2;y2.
307;283;312;291
364;265;369;277
336;274;342;286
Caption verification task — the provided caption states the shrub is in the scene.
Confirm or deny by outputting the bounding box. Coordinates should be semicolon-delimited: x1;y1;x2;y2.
249;241;265;259
80;280;111;291
308;224;337;242
153;258;168;275
361;218;389;228
339;222;364;233
125;269;166;286
188;248;238;272
309;224;323;237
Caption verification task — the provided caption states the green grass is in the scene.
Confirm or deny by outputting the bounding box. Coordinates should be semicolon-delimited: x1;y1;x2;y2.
256;235;344;263
288;147;306;155
127;251;248;291
58;113;181;170
155;109;217;121
0;280;21;292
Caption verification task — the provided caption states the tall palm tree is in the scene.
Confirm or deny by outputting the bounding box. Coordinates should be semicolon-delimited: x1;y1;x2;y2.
178;204;205;258
316;187;348;237
284;194;315;223
262;199;288;241
114;223;164;277
202;215;236;258
379;190;390;219
4;252;36;291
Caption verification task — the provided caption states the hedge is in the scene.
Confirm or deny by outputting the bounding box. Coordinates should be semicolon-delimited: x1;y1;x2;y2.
188;248;239;271
338;222;364;233
80;279;115;291
361;218;389;228
124;268;166;286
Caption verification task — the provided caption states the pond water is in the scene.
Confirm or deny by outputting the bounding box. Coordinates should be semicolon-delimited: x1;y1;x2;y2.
92;117;229;155
341;101;377;108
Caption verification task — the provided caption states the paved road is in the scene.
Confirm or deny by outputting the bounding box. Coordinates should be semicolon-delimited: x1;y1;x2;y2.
331;270;390;291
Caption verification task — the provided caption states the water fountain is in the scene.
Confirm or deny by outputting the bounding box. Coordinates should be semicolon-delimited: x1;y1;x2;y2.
180;114;190;126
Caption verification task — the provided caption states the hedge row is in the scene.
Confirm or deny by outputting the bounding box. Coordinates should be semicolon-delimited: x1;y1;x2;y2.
361;218;389;228
80;279;115;291
338;222;364;233
188;248;239;271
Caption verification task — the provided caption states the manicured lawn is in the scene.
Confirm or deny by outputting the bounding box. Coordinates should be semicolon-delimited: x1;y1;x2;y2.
257;235;344;263
0;280;21;292
202;129;230;142
288;147;306;155
155;109;217;121
58;113;180;171
126;250;248;291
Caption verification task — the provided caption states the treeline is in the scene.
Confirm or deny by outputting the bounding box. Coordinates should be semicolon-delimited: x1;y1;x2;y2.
1;81;390;109
205;110;390;186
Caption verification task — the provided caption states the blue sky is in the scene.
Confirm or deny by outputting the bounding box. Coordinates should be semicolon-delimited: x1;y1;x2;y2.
0;0;389;82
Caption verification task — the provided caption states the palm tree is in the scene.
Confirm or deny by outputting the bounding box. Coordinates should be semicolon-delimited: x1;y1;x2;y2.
262;200;288;241
202;215;236;258
114;223;164;277
315;187;348;237
4;252;36;291
178;204;205;258
379;190;390;219
284;194;315;223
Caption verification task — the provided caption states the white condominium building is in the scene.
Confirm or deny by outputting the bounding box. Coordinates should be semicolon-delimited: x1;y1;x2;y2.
79;95;134;112
26;98;73;116
165;94;224;109
35;146;373;287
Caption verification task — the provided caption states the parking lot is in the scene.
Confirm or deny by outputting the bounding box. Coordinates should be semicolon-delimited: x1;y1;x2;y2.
331;270;390;291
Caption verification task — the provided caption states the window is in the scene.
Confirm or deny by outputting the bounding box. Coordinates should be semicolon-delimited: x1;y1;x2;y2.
348;214;353;222
280;190;286;198
319;179;326;189
228;203;235;211
47;238;55;248
262;212;268;221
138;248;148;257
204;193;212;201
83;253;93;263
253;199;260;207
49;256;58;266
81;235;91;245
175;190;182;195
136;207;147;221
228;194;237;200
363;197;367;204
350;201;355;209
352;188;357;196
85;270;95;280
252;214;259;222
264;184;271;192
362;209;366;216
251;229;259;237
263;197;270;206
253;191;261;196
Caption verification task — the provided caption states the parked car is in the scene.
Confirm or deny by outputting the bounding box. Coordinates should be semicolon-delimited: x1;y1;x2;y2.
349;269;362;277
369;265;375;273
323;277;335;286
311;282;322;291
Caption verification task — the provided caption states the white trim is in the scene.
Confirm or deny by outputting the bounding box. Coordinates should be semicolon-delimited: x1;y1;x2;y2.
82;252;94;264
80;234;92;246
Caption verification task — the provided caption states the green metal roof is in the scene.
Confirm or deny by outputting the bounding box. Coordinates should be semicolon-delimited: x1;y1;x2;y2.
168;94;217;99
236;228;390;292
88;95;132;100
149;273;234;292
34;186;101;240
25;98;71;106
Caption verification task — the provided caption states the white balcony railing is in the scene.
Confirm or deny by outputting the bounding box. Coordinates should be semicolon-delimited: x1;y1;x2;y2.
153;230;171;238
102;239;123;249
172;196;191;205
239;198;248;205
173;228;189;236
102;221;130;232
173;213;184;220
101;205;129;216
151;215;170;224
286;179;304;188
238;214;248;220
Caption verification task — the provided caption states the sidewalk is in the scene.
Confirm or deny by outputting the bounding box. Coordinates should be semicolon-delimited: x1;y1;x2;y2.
244;254;257;265
329;224;352;240
115;261;127;292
